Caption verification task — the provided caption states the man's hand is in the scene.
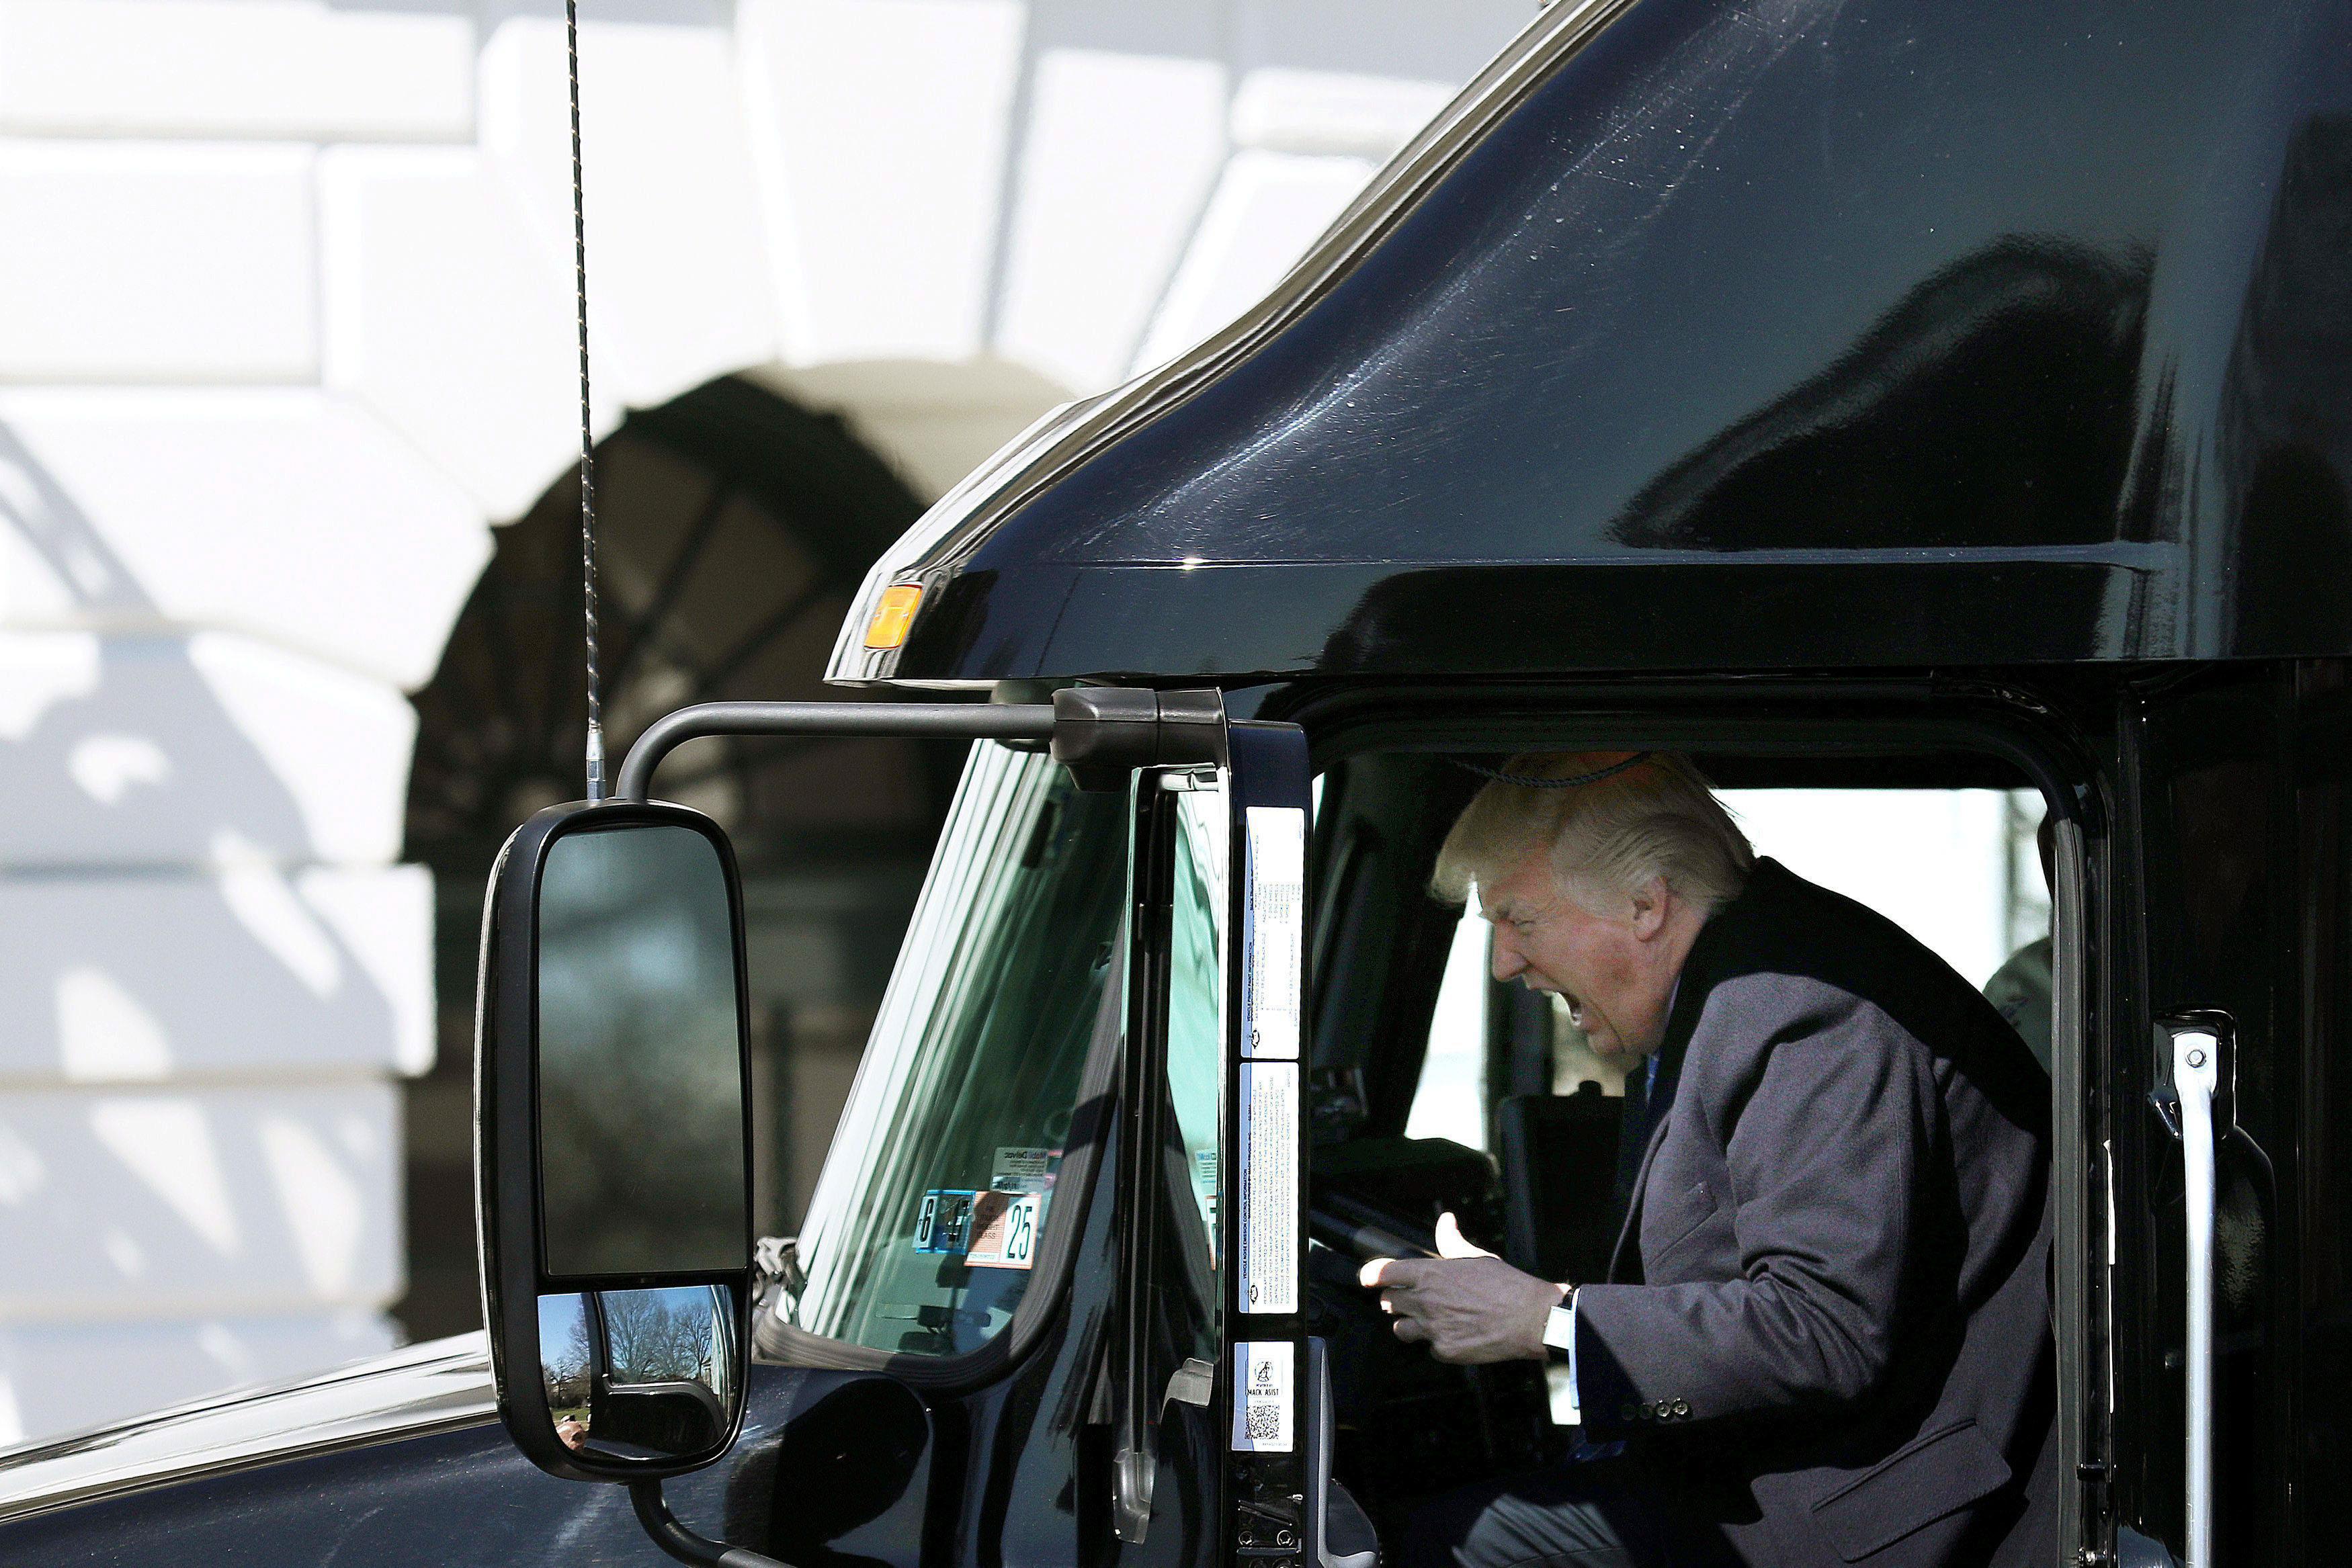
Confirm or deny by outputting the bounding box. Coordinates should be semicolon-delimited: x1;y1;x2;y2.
1357;1213;1567;1364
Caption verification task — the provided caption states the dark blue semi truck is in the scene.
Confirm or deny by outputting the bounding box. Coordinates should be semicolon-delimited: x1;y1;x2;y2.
2;1;2347;1564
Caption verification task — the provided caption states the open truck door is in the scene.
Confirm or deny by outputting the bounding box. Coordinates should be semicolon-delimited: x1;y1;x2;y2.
474;689;1343;1568
1107;709;1363;1568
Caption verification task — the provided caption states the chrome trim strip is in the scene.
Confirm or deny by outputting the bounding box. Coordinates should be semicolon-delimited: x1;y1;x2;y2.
2172;1027;2219;1568
2050;818;2088;1561
824;0;1640;687
0;1334;495;1525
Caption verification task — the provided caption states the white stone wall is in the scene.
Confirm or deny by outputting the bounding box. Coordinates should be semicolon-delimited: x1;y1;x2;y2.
0;0;1536;1440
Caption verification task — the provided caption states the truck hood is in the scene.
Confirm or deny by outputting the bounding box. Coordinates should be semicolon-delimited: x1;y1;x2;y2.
0;1334;495;1524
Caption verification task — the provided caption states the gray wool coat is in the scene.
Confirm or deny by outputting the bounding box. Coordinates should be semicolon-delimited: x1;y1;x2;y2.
1572;858;2056;1568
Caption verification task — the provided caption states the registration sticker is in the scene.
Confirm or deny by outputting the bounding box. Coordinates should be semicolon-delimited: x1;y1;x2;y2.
1232;1341;1294;1452
913;1189;976;1254
966;1190;1045;1270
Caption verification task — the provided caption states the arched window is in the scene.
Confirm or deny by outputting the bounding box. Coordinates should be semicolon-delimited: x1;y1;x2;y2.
400;376;956;1341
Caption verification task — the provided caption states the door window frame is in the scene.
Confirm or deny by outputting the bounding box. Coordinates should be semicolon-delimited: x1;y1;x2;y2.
758;746;1134;1391
1275;678;2109;1565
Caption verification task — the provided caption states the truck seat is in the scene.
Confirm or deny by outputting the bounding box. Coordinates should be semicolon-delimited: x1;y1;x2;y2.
1496;1086;1622;1287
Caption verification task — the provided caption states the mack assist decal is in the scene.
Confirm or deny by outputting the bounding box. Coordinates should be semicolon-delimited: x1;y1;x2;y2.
1232;1340;1294;1452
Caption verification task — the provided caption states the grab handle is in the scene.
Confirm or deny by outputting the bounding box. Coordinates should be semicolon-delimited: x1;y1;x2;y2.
2165;1020;2223;1568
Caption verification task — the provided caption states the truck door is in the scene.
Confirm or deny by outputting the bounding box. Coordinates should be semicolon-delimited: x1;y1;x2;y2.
739;696;1333;1568
1214;724;1322;1568
1116;722;1322;1568
1110;718;1327;1568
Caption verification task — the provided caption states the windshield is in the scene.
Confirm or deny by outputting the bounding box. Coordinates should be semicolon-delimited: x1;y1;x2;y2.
773;744;1128;1358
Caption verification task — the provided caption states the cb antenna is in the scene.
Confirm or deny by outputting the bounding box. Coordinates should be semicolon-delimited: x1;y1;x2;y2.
566;0;605;801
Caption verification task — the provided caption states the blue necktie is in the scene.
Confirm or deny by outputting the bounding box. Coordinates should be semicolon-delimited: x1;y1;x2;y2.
1610;1056;1661;1221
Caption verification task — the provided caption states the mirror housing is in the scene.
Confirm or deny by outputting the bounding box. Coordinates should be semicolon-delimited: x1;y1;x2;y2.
475;799;754;1485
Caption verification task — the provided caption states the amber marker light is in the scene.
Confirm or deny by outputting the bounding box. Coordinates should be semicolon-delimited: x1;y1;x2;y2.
862;584;924;650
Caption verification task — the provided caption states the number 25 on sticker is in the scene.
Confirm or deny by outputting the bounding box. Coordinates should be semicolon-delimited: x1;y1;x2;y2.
968;1190;1044;1270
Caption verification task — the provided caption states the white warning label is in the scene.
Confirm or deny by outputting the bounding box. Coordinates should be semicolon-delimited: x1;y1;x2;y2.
1243;805;1305;1061
990;1145;1053;1192
1232;1341;1294;1452
1237;1061;1299;1314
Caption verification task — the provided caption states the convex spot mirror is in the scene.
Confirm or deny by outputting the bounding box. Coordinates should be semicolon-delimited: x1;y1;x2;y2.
477;801;753;1484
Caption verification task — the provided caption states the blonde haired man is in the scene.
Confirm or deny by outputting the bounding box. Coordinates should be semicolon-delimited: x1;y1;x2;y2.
1369;753;2055;1568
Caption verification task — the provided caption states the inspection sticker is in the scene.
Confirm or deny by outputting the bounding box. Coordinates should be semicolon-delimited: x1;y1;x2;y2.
966;1190;1045;1270
1232;1341;1294;1453
1236;1061;1300;1313
1243;806;1304;1061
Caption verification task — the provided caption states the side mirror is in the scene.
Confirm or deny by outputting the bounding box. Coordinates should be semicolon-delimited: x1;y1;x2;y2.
475;800;753;1488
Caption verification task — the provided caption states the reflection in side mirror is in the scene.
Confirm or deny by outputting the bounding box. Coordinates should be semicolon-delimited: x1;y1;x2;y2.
540;1285;737;1463
476;801;754;1487
536;822;749;1280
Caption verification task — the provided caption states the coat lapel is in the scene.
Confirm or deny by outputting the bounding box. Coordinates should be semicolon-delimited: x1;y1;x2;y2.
1606;1100;1676;1282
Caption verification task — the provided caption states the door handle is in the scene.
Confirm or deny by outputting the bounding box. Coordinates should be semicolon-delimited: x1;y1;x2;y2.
2157;1015;2226;1568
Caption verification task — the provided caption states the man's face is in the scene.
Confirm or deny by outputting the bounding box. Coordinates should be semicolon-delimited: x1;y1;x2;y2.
1480;849;1677;1062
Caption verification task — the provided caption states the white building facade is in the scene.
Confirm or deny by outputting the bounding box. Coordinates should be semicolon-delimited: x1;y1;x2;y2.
0;0;1546;1442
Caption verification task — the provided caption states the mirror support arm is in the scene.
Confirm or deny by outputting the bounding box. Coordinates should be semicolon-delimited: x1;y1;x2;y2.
615;693;1228;801
617;701;1058;801
630;1480;788;1568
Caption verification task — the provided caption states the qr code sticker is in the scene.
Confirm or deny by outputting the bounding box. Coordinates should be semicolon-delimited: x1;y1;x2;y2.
1233;1341;1292;1452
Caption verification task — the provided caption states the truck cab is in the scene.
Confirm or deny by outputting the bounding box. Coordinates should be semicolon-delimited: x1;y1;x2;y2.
1;0;2345;1564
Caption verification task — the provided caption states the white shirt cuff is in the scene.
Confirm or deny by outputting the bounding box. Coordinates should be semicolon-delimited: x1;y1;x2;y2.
1542;1297;1581;1426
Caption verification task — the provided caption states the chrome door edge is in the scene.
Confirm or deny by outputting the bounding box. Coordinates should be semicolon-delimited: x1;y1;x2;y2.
0;1333;496;1526
2050;818;2089;1559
